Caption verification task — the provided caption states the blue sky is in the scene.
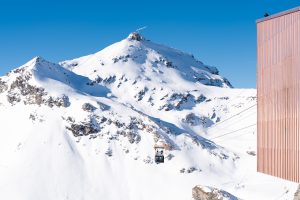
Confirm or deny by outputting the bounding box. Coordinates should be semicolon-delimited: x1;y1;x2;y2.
0;0;299;88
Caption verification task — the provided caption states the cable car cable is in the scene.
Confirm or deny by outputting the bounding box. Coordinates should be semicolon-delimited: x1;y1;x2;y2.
210;123;256;140
208;103;257;130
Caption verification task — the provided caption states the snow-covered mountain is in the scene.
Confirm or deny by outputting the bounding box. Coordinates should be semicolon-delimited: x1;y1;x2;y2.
0;33;297;200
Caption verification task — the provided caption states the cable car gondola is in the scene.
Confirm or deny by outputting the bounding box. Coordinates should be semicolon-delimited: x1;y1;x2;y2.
154;142;165;164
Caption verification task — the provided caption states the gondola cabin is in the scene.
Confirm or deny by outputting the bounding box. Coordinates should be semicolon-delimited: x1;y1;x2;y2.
154;143;165;164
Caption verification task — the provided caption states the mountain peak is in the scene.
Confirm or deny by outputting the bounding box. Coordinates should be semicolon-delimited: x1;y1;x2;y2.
127;32;144;41
33;56;44;62
61;33;233;88
24;56;48;68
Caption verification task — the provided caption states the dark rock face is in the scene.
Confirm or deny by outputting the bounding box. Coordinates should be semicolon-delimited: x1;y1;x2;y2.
7;73;47;105
4;69;71;107
67;121;100;137
13;67;26;74
64;113;159;145
105;148;113;157
97;102;110;111
126;131;141;144
112;55;130;63
0;80;8;93
10;75;37;96
93;75;116;85
182;113;200;126
207;66;219;75
246;150;256;156
82;103;97;112
223;78;233;88
196;94;207;103
194;72;233;88
7;92;21;104
159;92;196;111
180;167;200;174
123;117;145;144
135;87;148;101
103;76;116;84
182;113;214;127
45;95;70;108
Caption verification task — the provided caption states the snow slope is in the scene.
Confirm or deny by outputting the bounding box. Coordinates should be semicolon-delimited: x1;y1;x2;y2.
0;33;297;200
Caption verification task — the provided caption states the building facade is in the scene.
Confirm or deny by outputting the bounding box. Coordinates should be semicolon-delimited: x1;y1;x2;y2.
257;7;300;182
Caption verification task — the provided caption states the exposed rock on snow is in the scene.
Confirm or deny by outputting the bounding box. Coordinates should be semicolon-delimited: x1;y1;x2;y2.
180;167;201;174
97;101;110;111
192;185;240;200
196;94;207;103
7;73;46;105
105;148;113;157
294;185;300;200
82;103;97;112
246;150;256;156
128;32;143;41
66;119;100;137
0;79;8;93
182;113;213;127
45;95;70;108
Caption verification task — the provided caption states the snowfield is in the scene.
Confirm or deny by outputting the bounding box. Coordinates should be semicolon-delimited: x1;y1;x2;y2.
0;33;297;200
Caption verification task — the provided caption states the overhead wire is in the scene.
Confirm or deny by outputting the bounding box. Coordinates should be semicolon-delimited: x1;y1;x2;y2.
210;123;256;140
208;103;257;131
208;109;256;134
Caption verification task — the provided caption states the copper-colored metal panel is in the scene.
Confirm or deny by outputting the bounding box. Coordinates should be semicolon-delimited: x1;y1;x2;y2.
257;9;300;182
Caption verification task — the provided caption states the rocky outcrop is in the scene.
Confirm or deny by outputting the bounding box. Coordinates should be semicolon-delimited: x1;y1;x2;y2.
294;185;300;200
128;32;143;41
135;87;148;101
4;68;71;107
97;101;110;111
159;92;196;111
82;103;97;112
66;120;100;137
0;80;8;93
6;73;47;105
45;95;70;108
182;113;213;127
192;185;240;200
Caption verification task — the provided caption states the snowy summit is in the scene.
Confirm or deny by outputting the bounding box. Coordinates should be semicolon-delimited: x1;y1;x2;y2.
0;33;297;200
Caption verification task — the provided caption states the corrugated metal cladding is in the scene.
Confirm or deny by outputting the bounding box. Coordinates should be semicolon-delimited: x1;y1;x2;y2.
257;9;300;182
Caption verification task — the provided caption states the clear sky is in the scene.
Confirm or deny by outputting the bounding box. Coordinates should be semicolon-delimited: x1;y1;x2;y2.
0;0;299;88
